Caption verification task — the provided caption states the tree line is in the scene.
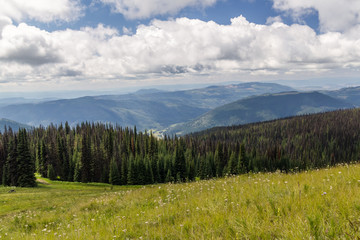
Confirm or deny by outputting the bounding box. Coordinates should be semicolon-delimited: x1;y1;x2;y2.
1;108;360;187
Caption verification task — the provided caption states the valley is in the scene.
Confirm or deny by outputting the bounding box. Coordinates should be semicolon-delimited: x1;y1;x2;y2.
1;82;360;136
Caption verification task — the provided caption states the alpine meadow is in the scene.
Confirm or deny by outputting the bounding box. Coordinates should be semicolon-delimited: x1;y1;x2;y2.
1;0;360;239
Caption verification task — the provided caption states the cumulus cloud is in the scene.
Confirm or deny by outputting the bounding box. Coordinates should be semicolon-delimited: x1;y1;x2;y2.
0;23;62;66
100;0;218;19
266;16;283;25
0;0;83;23
272;0;360;32
0;16;359;86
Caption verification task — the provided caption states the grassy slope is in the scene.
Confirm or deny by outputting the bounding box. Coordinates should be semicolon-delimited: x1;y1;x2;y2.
1;164;360;239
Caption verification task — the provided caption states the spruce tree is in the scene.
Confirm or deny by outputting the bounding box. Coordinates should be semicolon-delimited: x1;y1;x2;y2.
39;139;48;177
174;140;186;182
109;158;121;185
120;153;128;185
127;154;136;185
237;144;247;173
16;130;37;187
72;150;81;182
0;136;7;185
47;164;57;180
2;136;17;186
214;143;224;177
226;151;237;175
165;168;173;183
80;133;91;183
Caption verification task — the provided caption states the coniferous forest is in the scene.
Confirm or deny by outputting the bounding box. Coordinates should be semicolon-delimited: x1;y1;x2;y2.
1;108;360;187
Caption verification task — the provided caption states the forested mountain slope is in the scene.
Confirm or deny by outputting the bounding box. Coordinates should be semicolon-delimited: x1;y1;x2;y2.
324;86;360;106
167;91;354;135
2;108;360;187
0;118;32;133
0;82;293;130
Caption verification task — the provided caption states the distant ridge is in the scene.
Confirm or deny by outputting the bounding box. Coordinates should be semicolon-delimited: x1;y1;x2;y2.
166;91;354;135
324;86;360;106
0;118;32;133
0;82;294;130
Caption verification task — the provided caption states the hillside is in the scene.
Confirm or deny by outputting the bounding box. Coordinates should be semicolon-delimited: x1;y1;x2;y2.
0;82;293;129
2;108;360;187
167;91;354;135
1;164;360;239
325;86;360;106
0;118;32;133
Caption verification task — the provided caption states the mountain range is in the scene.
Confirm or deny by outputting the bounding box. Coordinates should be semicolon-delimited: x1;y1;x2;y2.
166;91;354;135
0;82;359;135
0;82;293;130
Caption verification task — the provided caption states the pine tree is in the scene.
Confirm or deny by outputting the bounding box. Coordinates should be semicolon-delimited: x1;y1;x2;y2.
127;154;136;185
72;150;81;182
165;168;173;183
47;164;57;180
38;139;48;177
237;144;247;173
214;143;224;177
16;130;37;187
3;136;17;186
120;153;128;185
80;133;91;183
226;151;237;175
0;135;7;185
174;140;186;182
109;158;121;185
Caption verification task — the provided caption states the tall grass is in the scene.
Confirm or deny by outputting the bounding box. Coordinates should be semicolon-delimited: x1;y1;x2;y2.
1;164;360;239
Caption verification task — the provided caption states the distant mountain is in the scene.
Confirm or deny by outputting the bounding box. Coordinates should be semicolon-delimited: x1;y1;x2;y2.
166;91;354;135
134;88;166;95
0;82;293;130
0;97;53;108
324;86;360;106
0;118;32;133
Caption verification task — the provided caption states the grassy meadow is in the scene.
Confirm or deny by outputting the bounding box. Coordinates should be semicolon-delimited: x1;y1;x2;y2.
1;164;360;239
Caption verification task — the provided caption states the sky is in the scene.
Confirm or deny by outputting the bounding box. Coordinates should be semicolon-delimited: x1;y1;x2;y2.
0;0;359;94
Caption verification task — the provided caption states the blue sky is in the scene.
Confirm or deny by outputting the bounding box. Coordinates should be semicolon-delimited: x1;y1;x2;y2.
0;0;359;93
32;0;319;35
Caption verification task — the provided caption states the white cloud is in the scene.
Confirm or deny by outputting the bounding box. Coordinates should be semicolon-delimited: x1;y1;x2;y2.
100;0;218;19
266;16;283;25
0;23;63;66
0;16;360;90
0;0;83;23
272;0;360;32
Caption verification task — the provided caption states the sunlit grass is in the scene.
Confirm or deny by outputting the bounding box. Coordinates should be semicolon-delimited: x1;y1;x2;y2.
1;164;360;239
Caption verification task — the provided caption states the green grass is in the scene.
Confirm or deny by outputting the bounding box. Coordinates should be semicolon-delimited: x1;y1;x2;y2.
2;164;360;239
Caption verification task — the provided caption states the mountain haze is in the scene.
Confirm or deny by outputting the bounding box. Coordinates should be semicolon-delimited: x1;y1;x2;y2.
0;82;293;130
324;86;360;106
167;91;354;135
0;118;32;133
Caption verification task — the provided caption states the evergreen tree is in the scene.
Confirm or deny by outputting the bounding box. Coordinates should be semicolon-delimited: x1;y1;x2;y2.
3;136;17;186
214;143;224;177
16;130;37;187
226;151;237;175
109;158;121;185
38;139;48;177
127;154;136;185
165;168;173;183
72;150;81;182
237;144;246;173
80;133;91;183
174;140;186;182
47;164;57;180
120;153;128;185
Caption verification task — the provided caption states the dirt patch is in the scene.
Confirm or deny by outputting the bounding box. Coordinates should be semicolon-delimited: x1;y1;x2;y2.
36;178;50;185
